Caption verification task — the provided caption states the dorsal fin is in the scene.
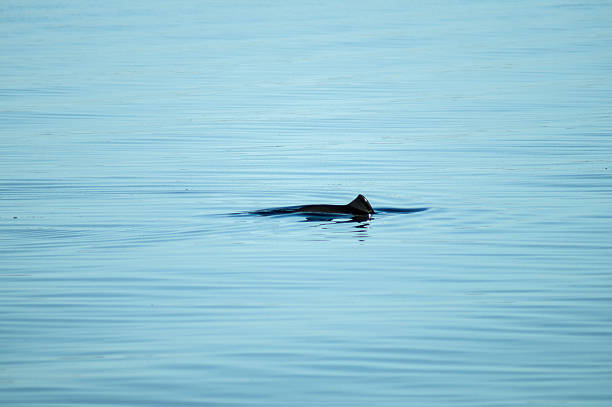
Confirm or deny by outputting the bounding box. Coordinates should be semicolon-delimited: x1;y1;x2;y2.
347;194;374;214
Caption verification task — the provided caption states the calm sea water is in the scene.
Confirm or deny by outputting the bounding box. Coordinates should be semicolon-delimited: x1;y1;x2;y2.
1;1;611;406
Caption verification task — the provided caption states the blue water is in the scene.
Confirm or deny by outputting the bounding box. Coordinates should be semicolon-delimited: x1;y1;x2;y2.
1;1;612;406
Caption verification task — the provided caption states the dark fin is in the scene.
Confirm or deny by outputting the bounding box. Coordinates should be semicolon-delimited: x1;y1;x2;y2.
347;194;374;214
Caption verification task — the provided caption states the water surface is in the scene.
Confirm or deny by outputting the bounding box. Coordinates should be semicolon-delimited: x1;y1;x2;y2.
1;1;611;406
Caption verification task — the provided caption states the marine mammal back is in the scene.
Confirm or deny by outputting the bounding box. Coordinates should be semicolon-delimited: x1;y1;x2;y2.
298;194;374;216
346;194;374;214
249;194;375;217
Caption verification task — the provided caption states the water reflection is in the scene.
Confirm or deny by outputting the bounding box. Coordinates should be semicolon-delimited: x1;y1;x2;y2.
352;220;370;241
239;206;427;242
302;214;370;223
306;216;371;241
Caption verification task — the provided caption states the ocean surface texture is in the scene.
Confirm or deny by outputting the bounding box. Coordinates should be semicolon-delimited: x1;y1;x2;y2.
1;1;611;406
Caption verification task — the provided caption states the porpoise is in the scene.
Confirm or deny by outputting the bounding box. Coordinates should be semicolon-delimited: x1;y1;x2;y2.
251;194;375;218
297;194;374;216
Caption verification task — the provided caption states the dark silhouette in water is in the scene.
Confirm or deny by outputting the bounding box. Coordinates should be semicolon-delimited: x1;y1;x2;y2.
250;194;427;221
300;194;375;216
252;194;373;217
